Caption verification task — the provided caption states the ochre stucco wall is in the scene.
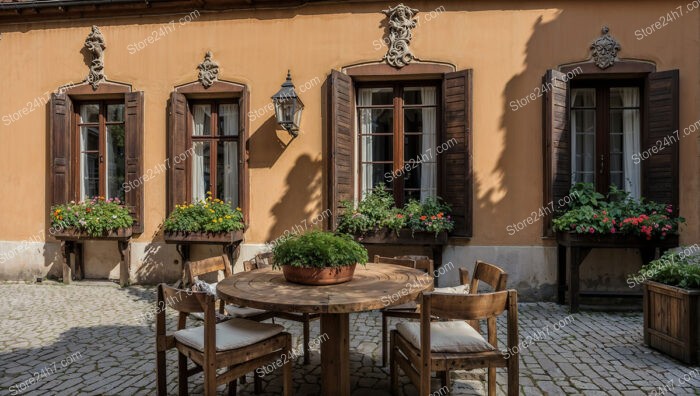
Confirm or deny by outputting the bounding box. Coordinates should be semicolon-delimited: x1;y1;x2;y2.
0;1;698;287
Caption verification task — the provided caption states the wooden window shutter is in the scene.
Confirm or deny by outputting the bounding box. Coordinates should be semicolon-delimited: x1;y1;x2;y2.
327;70;355;229
442;69;473;237
49;92;72;206
168;91;188;214
644;70;679;211
124;91;145;233
238;89;250;222
542;69;570;237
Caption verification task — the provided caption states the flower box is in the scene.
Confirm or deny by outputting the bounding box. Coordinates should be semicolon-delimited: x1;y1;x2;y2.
53;228;133;241
643;280;700;364
163;230;245;245
556;231;679;249
353;228;448;245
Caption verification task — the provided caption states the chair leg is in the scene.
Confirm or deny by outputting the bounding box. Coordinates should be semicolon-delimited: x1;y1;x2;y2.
390;331;398;395
228;367;237;396
507;355;519;396
487;365;496;396
382;313;388;367
283;335;293;396
156;350;167;396
439;370;451;393
303;314;311;365
178;352;189;396
253;369;263;394
203;361;217;396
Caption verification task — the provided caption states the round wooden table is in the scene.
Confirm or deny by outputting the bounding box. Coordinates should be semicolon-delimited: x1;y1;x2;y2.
217;263;433;396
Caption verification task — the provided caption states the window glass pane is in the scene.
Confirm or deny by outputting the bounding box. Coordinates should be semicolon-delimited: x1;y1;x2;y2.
362;163;394;194
106;104;124;122
361;135;392;162
359;108;393;134
106;125;125;201
192;141;211;201
80;126;100;199
403;86;436;105
571;89;595;108
572;108;595;184
403;107;436;133
192;104;211;136
609;86;641;198
218;104;239;136
80;104;100;123
217;141;238;206
358;87;393;106
610;87;640;108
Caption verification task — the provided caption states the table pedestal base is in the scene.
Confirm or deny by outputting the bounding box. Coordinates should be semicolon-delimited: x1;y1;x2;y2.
320;313;350;396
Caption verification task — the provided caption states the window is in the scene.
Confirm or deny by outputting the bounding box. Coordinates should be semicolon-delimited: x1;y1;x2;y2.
188;101;239;206
75;101;126;201
356;83;438;204
328;69;472;236
570;82;641;198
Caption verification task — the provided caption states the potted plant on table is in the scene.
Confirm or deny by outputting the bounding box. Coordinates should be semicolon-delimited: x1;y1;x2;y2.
163;192;245;244
637;248;700;364
336;185;454;245
272;230;368;285
51;197;133;239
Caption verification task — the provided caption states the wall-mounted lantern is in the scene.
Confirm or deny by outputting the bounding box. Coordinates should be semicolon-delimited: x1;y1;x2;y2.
271;70;304;137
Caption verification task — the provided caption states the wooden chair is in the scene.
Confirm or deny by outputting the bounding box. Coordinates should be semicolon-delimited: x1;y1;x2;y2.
390;290;519;396
376;255;420;367
155;284;293;396
184;255;232;317
252;252;320;365
470;260;508;294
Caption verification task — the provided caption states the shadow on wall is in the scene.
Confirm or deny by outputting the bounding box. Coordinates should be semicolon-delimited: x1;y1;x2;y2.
265;154;323;245
248;116;293;169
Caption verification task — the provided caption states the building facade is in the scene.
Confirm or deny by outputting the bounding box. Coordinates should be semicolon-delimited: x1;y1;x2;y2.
0;0;698;300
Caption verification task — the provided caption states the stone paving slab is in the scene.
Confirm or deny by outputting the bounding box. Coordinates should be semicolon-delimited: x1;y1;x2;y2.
0;283;699;395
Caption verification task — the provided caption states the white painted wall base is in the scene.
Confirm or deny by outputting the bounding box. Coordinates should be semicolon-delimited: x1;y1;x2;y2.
0;241;644;302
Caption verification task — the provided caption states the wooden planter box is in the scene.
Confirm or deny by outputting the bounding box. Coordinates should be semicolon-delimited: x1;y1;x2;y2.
164;230;245;245
353;228;448;245
643;280;700;364
54;228;132;241
556;231;679;249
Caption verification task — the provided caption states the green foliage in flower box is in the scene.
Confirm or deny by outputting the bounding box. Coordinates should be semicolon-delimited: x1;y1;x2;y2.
51;197;133;237
164;192;244;233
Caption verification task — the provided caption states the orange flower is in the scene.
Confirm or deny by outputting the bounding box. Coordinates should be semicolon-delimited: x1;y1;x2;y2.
431;215;436;220
396;214;404;219
437;212;443;219
420;215;427;221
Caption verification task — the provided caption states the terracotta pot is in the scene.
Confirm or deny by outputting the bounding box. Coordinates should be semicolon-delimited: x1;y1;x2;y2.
282;264;357;286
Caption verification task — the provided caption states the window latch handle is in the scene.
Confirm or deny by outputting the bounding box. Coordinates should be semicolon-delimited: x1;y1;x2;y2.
599;154;604;174
100;154;104;163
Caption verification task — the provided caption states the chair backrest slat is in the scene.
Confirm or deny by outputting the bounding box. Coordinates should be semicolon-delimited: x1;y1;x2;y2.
394;255;434;274
426;291;509;321
185;254;232;284
243;259;259;272
374;255;416;269
470;261;508;293
159;283;213;314
255;252;274;268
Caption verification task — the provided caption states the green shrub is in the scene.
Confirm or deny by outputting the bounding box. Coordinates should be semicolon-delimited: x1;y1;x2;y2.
164;192;244;233
272;230;368;269
51;197;133;237
637;248;700;289
336;185;454;237
553;183;684;240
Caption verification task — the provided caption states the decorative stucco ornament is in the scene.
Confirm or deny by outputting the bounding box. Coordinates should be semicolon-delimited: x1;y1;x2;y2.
84;25;106;89
591;26;620;69
382;4;419;68
198;51;219;88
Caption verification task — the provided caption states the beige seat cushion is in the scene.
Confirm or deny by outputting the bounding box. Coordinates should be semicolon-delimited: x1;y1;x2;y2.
396;320;494;353
174;318;284;352
225;304;269;318
434;284;470;294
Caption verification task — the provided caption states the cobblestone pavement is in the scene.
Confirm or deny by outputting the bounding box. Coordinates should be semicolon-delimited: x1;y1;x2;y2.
1;282;699;395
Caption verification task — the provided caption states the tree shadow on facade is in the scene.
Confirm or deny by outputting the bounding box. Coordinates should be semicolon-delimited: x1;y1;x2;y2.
265;154;323;245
